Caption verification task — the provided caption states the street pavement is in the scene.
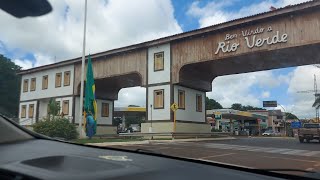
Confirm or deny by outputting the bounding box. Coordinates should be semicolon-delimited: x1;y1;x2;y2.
110;137;320;177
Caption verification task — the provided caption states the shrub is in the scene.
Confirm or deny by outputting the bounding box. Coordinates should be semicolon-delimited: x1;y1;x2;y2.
211;128;222;132
33;117;78;140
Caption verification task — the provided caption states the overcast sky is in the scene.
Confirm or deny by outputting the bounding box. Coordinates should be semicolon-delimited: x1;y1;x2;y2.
0;0;317;119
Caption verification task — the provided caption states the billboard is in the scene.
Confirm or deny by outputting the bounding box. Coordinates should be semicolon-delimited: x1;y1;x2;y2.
263;101;277;107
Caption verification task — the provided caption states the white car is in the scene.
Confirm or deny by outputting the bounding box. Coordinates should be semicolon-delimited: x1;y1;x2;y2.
262;130;275;136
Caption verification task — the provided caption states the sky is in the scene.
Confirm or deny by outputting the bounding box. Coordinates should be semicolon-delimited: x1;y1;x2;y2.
0;0;317;119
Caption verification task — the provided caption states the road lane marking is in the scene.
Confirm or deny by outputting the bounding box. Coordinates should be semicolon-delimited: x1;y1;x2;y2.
301;151;320;156
261;156;318;163
198;153;236;159
281;150;309;155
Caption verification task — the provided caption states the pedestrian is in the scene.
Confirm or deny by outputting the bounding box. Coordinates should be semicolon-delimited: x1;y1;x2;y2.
86;112;95;139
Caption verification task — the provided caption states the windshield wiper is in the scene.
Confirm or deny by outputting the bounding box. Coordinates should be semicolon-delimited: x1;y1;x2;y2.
260;168;316;173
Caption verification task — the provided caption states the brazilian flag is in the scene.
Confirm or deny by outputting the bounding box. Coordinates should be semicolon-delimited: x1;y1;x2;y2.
84;55;98;135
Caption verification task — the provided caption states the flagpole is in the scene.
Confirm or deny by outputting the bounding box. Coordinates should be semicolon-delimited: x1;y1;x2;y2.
78;0;88;138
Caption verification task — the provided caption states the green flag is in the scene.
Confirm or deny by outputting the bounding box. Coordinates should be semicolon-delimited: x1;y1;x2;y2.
84;55;97;134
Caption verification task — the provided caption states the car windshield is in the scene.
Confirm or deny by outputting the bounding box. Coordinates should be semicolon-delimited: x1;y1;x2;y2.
304;124;320;128
1;0;320;179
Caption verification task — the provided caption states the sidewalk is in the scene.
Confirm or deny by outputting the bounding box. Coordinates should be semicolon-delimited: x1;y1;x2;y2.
86;137;236;146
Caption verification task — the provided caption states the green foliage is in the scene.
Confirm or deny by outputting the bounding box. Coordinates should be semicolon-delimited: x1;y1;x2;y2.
205;97;223;110
211;128;222;132
33;117;78;140
231;103;265;111
0;54;21;117
128;105;140;107
47;98;61;119
285;112;298;119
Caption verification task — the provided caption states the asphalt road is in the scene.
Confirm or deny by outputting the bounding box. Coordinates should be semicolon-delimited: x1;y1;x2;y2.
111;137;320;177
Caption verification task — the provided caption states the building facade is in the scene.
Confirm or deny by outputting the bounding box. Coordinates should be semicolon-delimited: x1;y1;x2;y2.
18;64;116;134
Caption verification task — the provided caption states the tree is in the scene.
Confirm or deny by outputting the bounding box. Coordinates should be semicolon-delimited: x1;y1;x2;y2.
0;54;21;118
285;112;298;119
231;103;243;110
205;97;223;110
230;103;265;111
128;105;140;107
47;98;61;120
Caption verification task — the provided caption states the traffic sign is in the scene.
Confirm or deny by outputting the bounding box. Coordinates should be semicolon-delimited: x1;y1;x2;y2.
291;121;302;128
171;103;178;112
263;101;277;107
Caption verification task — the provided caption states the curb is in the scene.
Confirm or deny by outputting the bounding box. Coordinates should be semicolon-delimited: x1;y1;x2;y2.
86;137;236;146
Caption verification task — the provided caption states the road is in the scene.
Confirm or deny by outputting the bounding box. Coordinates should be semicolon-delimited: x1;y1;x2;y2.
111;137;320;177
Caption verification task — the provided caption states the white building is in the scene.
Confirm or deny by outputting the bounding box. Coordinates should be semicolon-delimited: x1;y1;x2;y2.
18;63;116;134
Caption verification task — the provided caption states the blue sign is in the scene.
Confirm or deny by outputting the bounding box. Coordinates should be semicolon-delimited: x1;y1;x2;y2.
291;121;302;128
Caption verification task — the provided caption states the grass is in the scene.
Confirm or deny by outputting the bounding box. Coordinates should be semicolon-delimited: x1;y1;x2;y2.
73;137;144;144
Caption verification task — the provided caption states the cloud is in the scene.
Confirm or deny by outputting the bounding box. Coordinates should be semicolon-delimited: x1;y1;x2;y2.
0;0;182;107
0;0;182;68
12;59;33;69
115;87;146;107
261;91;270;98
207;70;289;108
286;65;320;118
188;0;310;28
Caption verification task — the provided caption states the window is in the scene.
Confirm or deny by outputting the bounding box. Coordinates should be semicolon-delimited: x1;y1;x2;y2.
28;104;34;118
101;103;109;117
42;75;48;90
30;78;36;91
23;79;28;92
62;100;69;115
64;71;71;86
178;90;185;109
154;52;164;71
21;105;26;118
154;89;164;109
55;73;62;87
196;94;202;112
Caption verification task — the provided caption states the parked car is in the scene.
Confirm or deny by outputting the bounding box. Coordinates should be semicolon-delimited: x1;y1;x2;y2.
262;130;281;136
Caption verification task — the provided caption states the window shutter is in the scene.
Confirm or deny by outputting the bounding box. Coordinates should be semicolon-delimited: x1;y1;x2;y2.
154;90;164;108
154;52;164;71
101;103;109;117
28;104;34;118
23;79;28;92
64;71;70;86
21;105;26;118
62;100;69;115
42;75;48;89
30;78;36;91
55;73;62;87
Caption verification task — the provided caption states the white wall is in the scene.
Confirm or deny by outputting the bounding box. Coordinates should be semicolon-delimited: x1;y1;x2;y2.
19;101;37;125
38;99;50;119
96;99;113;125
147;85;171;120
20;65;74;101
174;85;206;122
74;97;113;125
148;43;171;84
